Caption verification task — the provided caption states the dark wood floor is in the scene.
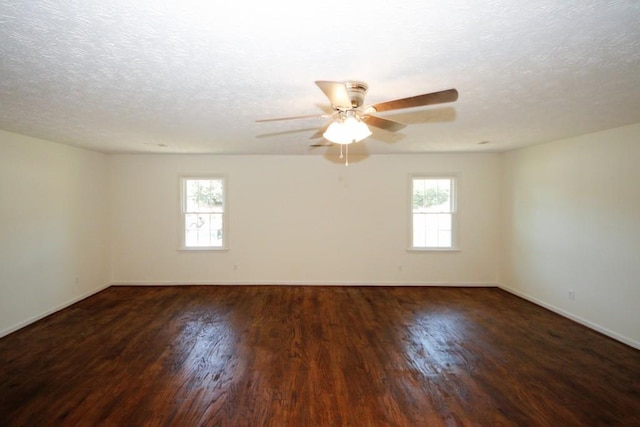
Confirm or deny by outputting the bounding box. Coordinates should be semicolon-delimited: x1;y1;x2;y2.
0;286;639;426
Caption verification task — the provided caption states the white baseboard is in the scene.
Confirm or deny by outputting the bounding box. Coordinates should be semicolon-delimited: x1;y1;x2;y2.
498;284;640;351
109;280;499;287
0;283;111;339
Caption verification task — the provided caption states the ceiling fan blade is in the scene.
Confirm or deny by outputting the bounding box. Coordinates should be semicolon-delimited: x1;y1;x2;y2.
363;115;407;132
310;141;334;147
315;81;352;109
256;113;326;123
309;121;331;139
370;88;458;113
309;129;325;139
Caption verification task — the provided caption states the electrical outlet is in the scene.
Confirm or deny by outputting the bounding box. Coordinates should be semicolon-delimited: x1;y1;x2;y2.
568;290;575;301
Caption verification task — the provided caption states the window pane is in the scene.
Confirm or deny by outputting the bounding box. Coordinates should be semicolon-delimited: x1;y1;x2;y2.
185;213;223;247
413;178;451;213
185;179;223;213
412;212;452;248
424;214;439;247
412;213;427;247
434;213;452;247
412;179;426;210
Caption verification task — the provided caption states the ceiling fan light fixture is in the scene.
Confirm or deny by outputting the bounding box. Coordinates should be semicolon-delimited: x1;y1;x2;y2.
257;80;459;162
323;114;372;145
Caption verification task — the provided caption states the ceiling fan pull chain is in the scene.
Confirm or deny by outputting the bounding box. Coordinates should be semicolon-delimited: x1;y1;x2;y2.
339;144;344;159
345;144;349;166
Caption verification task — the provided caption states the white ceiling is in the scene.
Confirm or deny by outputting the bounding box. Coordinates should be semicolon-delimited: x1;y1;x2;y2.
1;0;639;156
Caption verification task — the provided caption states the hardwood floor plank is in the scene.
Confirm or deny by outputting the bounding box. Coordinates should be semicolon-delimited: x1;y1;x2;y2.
0;286;639;426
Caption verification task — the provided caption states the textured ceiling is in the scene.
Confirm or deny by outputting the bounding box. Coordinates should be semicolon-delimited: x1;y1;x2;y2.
1;0;639;155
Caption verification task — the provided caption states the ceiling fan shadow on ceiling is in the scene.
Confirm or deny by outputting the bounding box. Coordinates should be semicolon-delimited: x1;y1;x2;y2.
255;127;321;139
256;80;459;165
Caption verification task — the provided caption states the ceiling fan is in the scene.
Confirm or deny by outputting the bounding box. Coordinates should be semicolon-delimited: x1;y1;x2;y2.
256;80;459;164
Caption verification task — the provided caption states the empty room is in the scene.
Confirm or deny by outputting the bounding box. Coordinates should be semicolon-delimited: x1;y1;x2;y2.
1;1;639;426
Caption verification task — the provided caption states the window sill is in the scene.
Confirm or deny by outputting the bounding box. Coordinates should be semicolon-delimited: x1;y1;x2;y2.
407;247;460;253
178;247;228;252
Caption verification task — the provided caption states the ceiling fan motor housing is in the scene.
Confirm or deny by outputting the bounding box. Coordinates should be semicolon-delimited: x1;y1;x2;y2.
344;81;368;108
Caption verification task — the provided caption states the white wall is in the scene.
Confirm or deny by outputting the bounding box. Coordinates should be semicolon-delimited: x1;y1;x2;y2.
109;153;502;286
0;130;110;337
501;123;640;348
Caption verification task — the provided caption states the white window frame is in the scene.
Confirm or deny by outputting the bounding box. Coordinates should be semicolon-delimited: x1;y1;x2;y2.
409;175;459;251
179;175;227;251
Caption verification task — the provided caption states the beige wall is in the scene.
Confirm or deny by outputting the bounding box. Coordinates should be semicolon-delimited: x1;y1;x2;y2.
2;122;638;349
500;123;640;348
0;130;110;336
109;153;502;285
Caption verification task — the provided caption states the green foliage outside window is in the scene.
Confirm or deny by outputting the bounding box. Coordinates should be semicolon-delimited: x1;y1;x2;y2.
190;180;223;208
413;187;449;209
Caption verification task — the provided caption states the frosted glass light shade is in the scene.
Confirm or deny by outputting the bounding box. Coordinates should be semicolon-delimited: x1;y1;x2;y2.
323;116;372;145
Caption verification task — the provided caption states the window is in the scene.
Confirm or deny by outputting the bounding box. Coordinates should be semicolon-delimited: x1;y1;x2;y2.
181;177;225;249
411;176;456;249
